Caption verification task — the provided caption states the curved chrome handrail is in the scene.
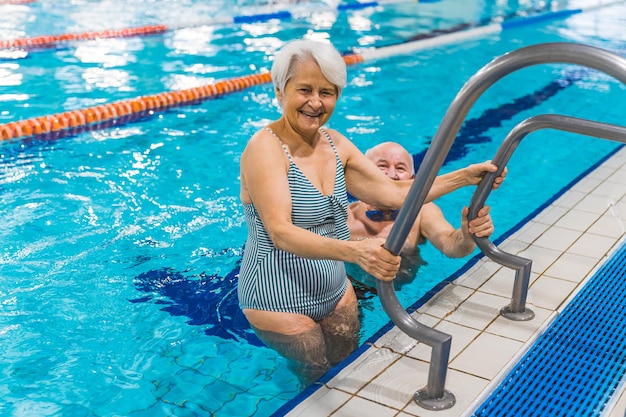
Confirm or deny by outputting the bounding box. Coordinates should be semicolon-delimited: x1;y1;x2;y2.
468;114;626;318
377;42;626;409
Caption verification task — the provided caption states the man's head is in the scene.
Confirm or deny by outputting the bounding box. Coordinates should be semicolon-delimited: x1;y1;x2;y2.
365;142;414;180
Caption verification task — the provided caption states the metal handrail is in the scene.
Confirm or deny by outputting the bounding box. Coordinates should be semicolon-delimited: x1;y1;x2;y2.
377;42;626;409
468;115;626;319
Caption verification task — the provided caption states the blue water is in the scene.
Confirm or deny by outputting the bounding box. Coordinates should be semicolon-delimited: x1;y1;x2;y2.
1;0;625;415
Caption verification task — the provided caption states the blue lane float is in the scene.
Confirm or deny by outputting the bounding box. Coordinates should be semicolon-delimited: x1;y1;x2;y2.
233;10;292;24
500;8;583;30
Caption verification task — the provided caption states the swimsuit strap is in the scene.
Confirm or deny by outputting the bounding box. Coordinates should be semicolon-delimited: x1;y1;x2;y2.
264;127;294;163
264;127;341;165
319;128;341;165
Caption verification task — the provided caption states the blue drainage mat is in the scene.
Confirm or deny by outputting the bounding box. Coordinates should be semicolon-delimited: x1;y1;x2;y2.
473;240;626;417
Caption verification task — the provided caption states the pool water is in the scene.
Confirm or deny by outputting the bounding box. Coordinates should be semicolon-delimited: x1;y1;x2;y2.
1;0;625;415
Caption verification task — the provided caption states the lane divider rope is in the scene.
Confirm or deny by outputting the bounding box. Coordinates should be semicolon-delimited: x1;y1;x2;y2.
0;0;36;5
0;1;433;51
0;25;169;50
0;54;362;141
359;1;624;60
0;1;622;141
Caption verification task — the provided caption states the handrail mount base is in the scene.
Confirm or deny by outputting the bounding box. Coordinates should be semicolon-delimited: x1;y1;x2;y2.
500;305;535;321
414;388;456;410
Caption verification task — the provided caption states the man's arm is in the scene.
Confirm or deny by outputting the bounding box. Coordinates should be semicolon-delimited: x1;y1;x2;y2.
420;204;494;258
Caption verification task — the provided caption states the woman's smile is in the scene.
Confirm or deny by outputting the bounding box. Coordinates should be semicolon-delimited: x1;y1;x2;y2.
300;109;323;118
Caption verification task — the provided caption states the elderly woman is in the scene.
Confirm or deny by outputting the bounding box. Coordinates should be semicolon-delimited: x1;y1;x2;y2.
238;39;504;386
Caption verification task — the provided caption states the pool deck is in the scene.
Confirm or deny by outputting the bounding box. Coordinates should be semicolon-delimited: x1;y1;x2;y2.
281;145;626;417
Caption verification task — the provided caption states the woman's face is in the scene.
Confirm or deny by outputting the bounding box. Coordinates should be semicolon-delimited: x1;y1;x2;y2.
277;58;338;133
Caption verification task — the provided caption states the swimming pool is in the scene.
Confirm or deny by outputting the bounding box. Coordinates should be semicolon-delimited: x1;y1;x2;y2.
1;0;625;415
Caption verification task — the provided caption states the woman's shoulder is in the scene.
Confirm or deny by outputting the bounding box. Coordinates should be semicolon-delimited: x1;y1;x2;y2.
241;127;288;170
321;127;347;142
244;126;280;151
249;125;274;141
322;128;359;157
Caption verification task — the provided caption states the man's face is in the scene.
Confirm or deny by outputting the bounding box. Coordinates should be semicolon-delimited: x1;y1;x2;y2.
368;145;414;181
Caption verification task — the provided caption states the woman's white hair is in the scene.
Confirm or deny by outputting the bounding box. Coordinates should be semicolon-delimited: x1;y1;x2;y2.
271;39;347;107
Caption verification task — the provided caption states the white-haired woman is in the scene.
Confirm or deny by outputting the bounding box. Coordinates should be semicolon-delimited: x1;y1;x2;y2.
238;39;504;386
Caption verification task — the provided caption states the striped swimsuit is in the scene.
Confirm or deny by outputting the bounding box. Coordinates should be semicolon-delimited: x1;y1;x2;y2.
238;128;350;322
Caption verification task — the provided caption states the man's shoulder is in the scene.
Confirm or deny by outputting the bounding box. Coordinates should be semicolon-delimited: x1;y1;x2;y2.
347;201;363;216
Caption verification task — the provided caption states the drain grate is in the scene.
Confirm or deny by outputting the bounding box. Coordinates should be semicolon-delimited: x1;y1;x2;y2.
473;241;626;417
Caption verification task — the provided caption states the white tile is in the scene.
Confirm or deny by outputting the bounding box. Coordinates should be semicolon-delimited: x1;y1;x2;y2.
497;238;530;257
284;386;351;417
594;179;626;200
449;333;524;380
611;200;626;225
588;164;616;181
326;346;401;393
569;175;602;194
484;304;552;342
417;284;474;318
588;212;626;238
517;246;562;275
575;194;613;214
478;267;518;298
553;190;586;209
543;252;599;283
455;259;502;289
372;313;439;354
509;220;549;244
553;209;599;231
534;205;568;226
445;291;509;331
532;226;582;252
358;356;430;410
406;320;481;362
607;159;626;174
527;270;540;287
568;232;619;258
334;395;399;417
528;275;578;310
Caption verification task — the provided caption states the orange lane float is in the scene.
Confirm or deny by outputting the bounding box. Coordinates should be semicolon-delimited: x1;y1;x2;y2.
0;0;36;4
0;55;363;142
0;24;168;50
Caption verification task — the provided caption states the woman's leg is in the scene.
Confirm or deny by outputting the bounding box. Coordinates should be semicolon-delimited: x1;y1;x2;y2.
319;281;361;366
244;310;330;387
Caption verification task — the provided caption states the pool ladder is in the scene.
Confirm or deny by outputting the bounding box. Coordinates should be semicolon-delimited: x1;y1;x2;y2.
378;42;626;410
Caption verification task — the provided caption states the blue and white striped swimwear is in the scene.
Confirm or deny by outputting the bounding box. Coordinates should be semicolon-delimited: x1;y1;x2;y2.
238;128;350;322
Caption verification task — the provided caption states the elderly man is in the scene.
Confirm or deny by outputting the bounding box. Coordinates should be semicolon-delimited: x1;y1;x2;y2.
347;141;496;287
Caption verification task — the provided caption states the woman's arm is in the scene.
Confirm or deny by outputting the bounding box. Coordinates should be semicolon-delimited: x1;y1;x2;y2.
339;129;506;209
427;161;506;202
339;133;412;210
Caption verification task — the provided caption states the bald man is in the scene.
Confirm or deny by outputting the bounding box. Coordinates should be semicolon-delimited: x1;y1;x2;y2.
347;142;495;287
